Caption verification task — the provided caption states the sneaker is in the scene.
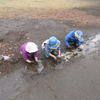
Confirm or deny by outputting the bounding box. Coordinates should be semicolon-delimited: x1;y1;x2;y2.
44;52;49;58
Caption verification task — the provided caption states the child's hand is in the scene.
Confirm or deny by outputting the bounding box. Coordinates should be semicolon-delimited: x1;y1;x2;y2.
57;55;60;58
68;45;73;49
53;56;57;60
26;59;32;63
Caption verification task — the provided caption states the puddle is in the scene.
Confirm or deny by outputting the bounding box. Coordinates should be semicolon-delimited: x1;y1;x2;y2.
25;33;100;71
60;33;100;61
25;60;44;74
48;58;65;69
61;50;82;62
82;34;100;55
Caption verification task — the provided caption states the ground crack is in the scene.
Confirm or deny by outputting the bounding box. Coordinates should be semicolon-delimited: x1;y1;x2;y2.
45;83;60;100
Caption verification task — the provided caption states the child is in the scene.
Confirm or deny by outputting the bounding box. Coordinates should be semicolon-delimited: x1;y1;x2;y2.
64;30;84;51
20;42;38;63
42;36;61;60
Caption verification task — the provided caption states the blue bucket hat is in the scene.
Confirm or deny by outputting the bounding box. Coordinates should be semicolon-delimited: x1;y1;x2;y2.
75;30;84;42
48;36;60;49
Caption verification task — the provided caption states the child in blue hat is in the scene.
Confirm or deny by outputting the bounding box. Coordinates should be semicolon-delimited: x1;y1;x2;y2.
42;36;61;60
64;30;84;51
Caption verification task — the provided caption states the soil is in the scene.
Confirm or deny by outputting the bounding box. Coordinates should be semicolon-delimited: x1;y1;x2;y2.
0;5;100;77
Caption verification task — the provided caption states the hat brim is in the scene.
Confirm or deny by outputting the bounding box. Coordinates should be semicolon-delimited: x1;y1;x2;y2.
74;32;81;39
78;38;84;42
25;42;38;53
48;40;60;49
28;48;38;53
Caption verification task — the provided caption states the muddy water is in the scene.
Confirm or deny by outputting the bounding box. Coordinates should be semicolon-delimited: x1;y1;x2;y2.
25;60;44;74
0;33;100;100
61;33;100;61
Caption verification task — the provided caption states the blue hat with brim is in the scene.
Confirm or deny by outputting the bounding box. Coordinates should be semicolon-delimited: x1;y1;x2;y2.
78;37;84;42
48;40;60;49
75;30;84;42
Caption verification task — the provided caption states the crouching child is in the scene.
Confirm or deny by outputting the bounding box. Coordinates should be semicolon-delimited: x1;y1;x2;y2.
20;42;39;64
42;36;61;61
64;30;84;51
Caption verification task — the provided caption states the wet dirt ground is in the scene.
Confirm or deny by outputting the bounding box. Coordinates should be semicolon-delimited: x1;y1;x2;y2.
0;1;100;100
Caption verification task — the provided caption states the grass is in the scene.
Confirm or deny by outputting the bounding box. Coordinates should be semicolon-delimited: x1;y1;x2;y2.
0;0;97;10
